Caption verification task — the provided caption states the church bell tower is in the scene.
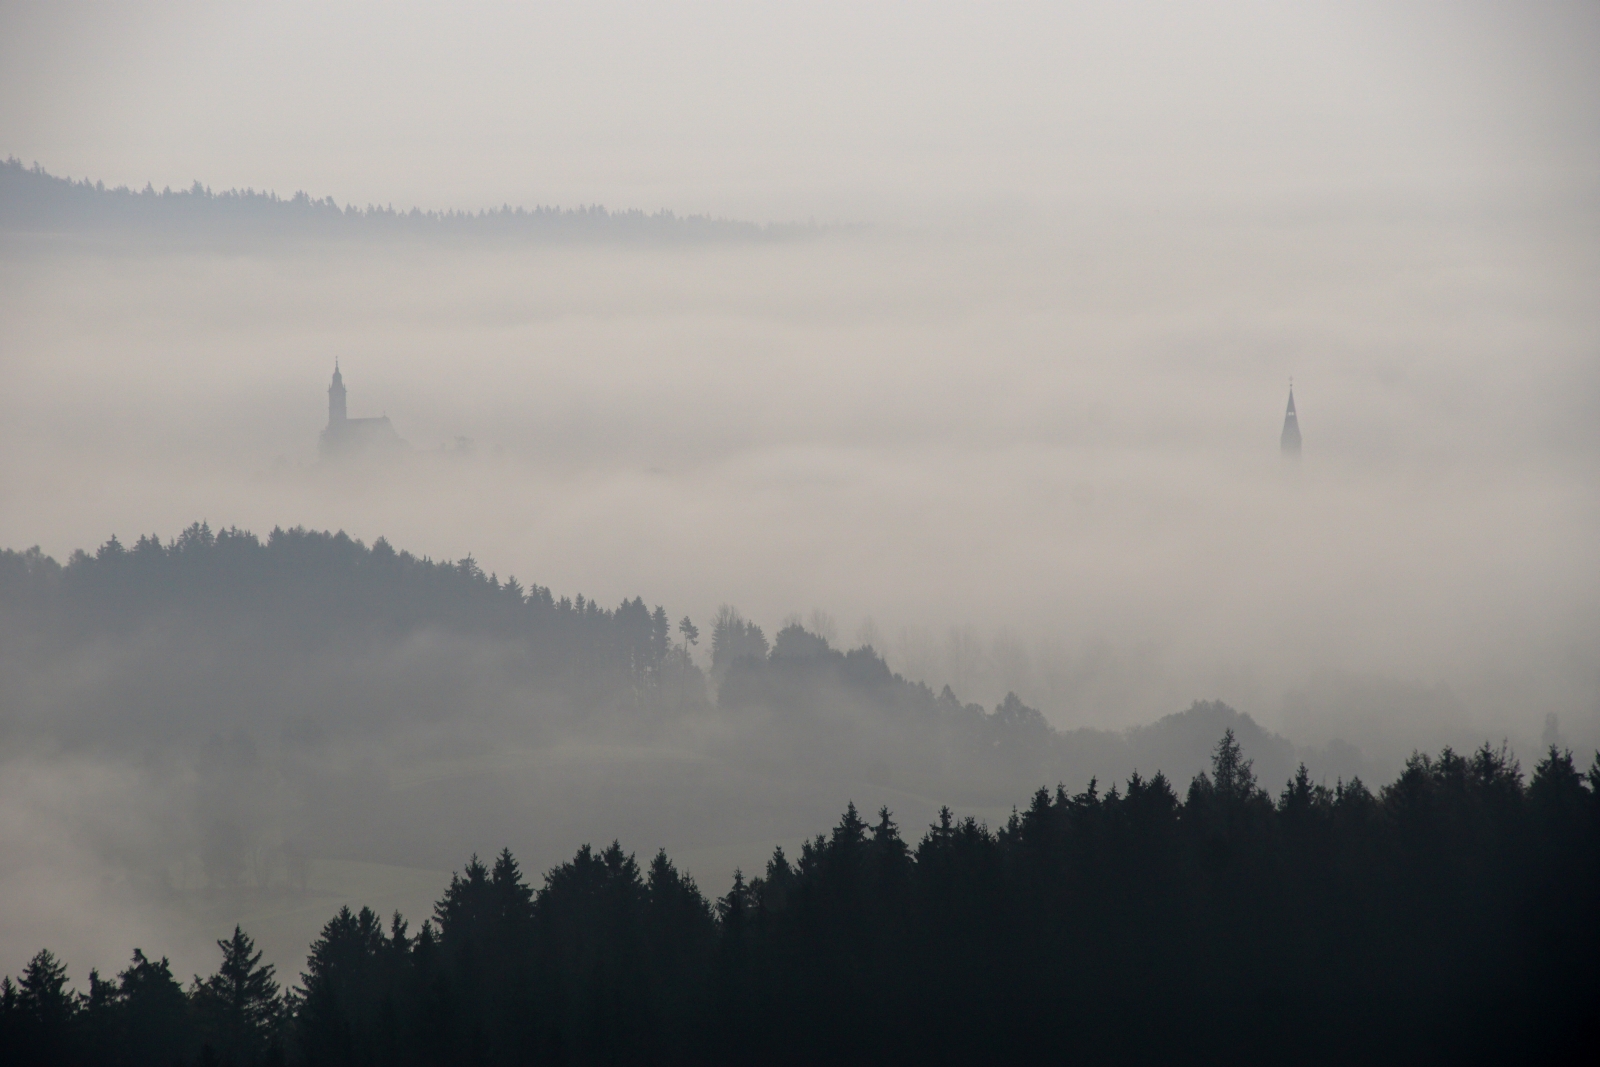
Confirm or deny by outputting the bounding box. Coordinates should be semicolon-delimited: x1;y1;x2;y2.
328;361;347;427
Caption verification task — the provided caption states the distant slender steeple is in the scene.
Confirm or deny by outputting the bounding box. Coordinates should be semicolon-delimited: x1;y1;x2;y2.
328;360;347;427
1280;379;1301;458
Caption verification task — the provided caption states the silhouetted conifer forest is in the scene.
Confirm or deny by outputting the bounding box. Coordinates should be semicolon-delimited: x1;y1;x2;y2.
0;159;813;245
2;731;1596;1065
3;524;1595;1062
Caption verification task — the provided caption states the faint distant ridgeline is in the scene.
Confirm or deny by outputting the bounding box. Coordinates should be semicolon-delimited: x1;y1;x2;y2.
0;158;814;245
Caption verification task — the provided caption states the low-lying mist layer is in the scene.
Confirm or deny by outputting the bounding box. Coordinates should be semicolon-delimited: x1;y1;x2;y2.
2;215;1594;748
0;524;1586;985
3;166;1597;987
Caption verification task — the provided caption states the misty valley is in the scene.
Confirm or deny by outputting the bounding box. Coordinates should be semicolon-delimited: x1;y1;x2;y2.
1;524;1595;1063
0;522;1378;898
5;7;1599;1056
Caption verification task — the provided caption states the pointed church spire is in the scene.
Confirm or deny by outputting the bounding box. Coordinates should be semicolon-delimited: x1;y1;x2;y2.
1280;378;1301;458
328;360;347;426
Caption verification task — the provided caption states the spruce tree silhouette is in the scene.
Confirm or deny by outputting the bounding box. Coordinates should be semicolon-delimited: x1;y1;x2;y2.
8;950;75;1066
192;927;284;1066
296;907;394;1066
113;949;197;1066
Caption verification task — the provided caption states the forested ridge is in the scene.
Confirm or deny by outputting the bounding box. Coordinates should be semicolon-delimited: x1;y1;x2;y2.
3;522;682;694
0;159;807;244
3;731;1595;1065
0;522;1344;796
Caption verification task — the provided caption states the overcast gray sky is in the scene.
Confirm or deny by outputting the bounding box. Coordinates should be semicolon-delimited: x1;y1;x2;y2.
3;1;1597;221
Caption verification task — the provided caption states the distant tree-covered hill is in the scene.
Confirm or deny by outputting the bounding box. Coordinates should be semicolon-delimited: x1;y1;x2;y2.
0;158;812;245
0;522;1360;800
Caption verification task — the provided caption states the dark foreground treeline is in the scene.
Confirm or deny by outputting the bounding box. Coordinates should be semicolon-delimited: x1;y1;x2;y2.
5;734;1597;1066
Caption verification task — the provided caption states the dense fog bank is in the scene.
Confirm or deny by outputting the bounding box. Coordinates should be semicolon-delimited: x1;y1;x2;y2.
4;198;1597;982
1;524;1587;983
3;213;1593;746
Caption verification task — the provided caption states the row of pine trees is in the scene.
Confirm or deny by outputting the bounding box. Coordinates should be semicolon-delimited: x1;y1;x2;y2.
4;731;1596;1065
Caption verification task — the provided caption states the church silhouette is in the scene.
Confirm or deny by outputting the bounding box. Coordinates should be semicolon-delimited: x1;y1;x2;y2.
320;362;405;457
